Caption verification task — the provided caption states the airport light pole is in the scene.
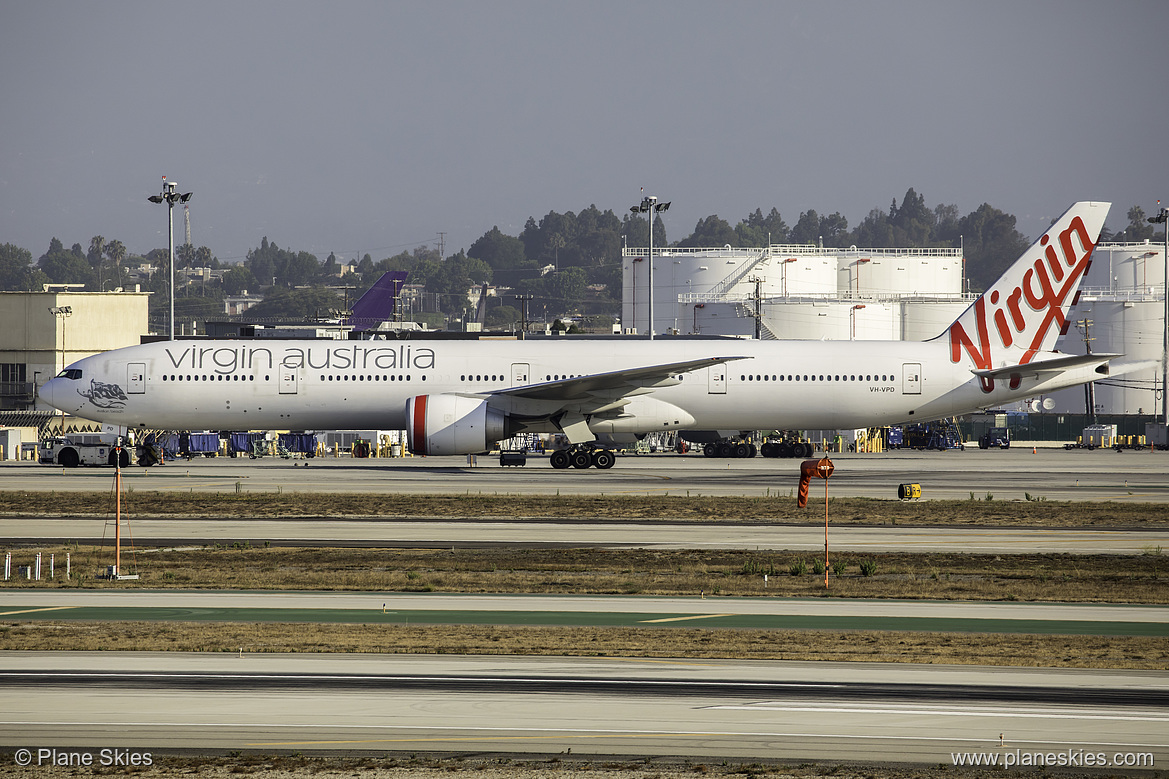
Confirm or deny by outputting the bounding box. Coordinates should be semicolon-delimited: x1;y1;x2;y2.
48;305;71;433
48;306;72;374
147;177;193;340
630;195;670;339
1148;202;1169;425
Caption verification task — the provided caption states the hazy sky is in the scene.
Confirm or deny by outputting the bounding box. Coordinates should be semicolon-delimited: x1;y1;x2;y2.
2;1;1166;265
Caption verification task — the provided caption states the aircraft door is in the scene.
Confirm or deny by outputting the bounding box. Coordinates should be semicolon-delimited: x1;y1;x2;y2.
279;367;298;395
902;363;921;395
708;364;727;394
127;363;146;394
511;362;530;386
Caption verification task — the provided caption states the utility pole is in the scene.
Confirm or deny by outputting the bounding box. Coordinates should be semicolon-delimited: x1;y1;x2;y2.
515;294;533;340
750;276;763;339
1077;318;1096;424
436;232;446;261
1148;203;1168;427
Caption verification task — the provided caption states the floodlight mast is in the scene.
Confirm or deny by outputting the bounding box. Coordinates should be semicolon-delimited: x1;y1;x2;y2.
628;195;670;340
147;176;193;340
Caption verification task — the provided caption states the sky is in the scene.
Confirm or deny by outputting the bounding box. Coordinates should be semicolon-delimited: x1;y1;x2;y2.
2;0;1167;266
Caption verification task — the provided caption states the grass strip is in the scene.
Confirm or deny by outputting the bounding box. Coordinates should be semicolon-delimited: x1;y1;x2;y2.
2;621;1164;669
5;546;1167;604
2;752;1054;779
3;490;1169;526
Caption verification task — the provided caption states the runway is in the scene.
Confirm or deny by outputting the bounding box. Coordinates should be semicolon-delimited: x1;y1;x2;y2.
5;449;1167;768
3;590;1167;636
2;653;1165;765
4;446;1169;501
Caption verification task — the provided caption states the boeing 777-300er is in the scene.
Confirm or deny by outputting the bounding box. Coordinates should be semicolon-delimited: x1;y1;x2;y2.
41;201;1130;469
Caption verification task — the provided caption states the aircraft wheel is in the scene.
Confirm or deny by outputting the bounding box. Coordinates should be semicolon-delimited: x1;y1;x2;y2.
703;443;718;458
748;443;757;458
760;443;775;458
718;442;735;458
777;442;791;458
571;450;593;469
550;450;571;469
58;448;80;468
591;450;616;470
734;443;751;458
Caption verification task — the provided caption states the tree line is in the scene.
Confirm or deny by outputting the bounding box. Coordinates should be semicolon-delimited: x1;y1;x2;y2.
1;190;1162;328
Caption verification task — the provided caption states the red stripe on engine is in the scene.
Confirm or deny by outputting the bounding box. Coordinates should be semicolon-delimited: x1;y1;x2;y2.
411;395;427;455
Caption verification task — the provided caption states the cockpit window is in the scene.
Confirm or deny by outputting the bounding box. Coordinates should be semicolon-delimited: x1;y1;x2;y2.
56;369;82;380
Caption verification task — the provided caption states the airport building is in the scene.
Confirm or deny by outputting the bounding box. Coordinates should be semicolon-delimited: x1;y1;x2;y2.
0;288;150;436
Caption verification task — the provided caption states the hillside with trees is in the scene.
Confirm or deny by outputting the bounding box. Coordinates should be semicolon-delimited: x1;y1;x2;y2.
2;191;1162;331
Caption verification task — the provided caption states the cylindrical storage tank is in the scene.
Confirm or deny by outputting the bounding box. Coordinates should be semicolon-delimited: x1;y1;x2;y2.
899;301;970;341
1082;242;1166;293
621;251;649;334
764;254;838;296
840;253;963;296
760;300;898;340
687;301;756;337
1049;299;1165;414
647;249;762;335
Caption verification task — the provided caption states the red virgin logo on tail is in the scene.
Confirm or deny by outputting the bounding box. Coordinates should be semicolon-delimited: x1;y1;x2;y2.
949;216;1095;392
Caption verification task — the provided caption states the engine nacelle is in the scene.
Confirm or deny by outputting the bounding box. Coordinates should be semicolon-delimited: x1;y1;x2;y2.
406;394;508;455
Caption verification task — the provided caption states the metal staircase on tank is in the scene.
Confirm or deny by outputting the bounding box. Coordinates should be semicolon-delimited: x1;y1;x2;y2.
706;246;773;298
733;301;781;339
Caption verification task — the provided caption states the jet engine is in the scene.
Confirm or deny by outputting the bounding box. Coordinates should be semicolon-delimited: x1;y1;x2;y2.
406;395;509;455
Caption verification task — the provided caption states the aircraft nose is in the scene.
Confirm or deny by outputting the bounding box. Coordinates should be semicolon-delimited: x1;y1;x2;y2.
38;378;60;410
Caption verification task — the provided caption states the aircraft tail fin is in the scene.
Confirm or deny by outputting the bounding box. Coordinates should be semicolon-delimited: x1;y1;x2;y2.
346;271;409;330
936;201;1110;370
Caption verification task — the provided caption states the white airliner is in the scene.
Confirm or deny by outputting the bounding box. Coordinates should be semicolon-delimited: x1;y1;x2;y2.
41;201;1126;468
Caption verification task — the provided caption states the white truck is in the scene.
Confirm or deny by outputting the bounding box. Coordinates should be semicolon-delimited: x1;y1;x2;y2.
39;437;130;468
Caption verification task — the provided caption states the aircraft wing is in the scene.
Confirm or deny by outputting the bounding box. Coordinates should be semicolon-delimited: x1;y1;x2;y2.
488;356;747;402
972;353;1120;381
453;355;744;443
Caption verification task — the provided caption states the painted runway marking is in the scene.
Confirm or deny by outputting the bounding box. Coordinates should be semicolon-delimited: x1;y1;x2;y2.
0;606;75;616
707;703;1169;722
640;613;735;623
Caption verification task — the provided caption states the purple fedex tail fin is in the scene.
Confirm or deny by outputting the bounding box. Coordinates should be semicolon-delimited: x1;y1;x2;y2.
345;271;408;330
936;201;1110;371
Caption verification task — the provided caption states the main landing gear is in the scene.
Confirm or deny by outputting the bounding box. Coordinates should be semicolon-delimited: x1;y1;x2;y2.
702;440;757;459
549;446;617;470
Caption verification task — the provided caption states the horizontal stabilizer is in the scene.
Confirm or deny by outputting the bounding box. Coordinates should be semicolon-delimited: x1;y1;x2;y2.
972;353;1119;381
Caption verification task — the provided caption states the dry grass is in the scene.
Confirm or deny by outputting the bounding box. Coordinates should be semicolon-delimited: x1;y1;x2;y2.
2;621;1164;669
2;753;1054;779
7;545;1167;604
2;489;1168;527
